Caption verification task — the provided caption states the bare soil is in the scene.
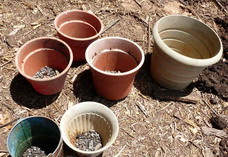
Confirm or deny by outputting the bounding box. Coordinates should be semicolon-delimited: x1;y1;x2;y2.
0;0;227;157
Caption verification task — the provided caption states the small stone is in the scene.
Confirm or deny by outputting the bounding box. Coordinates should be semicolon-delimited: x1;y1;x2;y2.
210;96;219;104
33;66;59;79
75;130;103;151
22;146;46;157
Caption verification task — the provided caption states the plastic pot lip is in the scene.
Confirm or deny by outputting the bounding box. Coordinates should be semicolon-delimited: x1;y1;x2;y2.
85;36;145;76
7;116;62;156
153;15;223;67
60;101;119;155
15;37;73;82
54;10;104;41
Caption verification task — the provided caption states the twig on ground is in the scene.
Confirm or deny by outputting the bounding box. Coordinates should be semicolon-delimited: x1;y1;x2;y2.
203;100;219;116
147;17;151;53
214;0;228;15
133;0;142;7
155;96;198;104
0;150;8;153
0;118;20;129
114;145;126;157
157;102;174;113
0;60;12;67
136;102;149;117
101;18;121;34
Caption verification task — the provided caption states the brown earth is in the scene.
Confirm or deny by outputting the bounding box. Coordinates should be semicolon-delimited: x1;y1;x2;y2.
0;0;228;157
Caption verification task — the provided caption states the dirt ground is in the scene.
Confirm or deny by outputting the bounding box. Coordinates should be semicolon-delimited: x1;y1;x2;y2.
0;0;228;157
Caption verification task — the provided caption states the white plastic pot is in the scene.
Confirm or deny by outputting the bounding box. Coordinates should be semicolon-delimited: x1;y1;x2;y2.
60;102;119;157
150;15;223;90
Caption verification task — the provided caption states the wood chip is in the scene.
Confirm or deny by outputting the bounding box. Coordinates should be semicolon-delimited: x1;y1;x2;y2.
201;126;227;138
136;102;149;117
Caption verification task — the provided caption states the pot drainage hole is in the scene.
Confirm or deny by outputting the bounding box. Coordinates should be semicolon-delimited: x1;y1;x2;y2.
23;146;47;157
75;130;103;151
33;66;59;79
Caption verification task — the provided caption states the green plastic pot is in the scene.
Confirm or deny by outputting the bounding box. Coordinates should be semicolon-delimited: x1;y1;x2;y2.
7;116;63;157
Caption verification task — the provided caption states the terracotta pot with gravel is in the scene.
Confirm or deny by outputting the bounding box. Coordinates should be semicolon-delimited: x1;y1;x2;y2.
54;10;103;61
85;37;145;100
15;37;73;95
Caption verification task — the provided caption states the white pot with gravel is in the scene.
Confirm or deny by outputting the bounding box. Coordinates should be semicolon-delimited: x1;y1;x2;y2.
60;101;119;157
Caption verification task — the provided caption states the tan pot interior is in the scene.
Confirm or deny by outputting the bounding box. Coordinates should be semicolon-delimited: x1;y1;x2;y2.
92;50;138;73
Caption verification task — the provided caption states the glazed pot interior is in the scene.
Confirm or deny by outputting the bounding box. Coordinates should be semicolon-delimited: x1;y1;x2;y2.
92;50;138;73
8;117;61;157
157;16;221;59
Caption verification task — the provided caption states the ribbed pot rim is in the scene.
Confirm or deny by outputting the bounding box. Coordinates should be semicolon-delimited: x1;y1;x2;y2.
153;15;223;67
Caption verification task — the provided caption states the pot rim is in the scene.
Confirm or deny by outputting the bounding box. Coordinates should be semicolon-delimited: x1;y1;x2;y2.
7;116;63;157
15;37;73;82
85;36;145;76
153;15;223;67
60;101;119;155
54;10;104;41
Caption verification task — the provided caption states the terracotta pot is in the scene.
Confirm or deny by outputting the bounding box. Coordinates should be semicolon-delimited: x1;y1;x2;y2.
151;15;223;90
60;101;119;157
86;37;145;100
7;116;63;157
15;37;73;95
54;10;103;61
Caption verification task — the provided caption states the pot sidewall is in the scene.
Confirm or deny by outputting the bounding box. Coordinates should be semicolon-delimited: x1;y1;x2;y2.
15;37;73;95
85;37;145;100
150;15;223;90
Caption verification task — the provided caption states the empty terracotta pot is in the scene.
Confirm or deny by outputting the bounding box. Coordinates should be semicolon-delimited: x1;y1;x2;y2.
150;15;223;90
86;37;145;100
15;37;73;95
54;10;103;61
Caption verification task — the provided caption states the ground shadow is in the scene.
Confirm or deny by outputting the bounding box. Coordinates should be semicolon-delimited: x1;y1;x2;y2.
134;53;195;102
73;70;124;107
71;60;86;68
10;74;59;109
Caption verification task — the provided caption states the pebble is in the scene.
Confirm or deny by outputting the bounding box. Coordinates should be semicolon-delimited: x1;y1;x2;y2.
22;146;46;157
33;66;59;79
75;130;103;151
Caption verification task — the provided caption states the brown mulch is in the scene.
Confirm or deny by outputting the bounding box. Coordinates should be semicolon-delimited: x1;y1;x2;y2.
0;0;227;157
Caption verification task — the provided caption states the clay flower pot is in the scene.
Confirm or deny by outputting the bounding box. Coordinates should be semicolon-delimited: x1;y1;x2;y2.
85;37;145;100
15;37;73;95
60;101;119;157
7;116;63;157
150;15;223;90
54;10;103;61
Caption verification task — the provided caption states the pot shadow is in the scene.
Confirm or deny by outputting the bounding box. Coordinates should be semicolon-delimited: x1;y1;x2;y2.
134;53;195;102
10;74;59;109
73;70;124;107
71;60;86;68
63;143;103;157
